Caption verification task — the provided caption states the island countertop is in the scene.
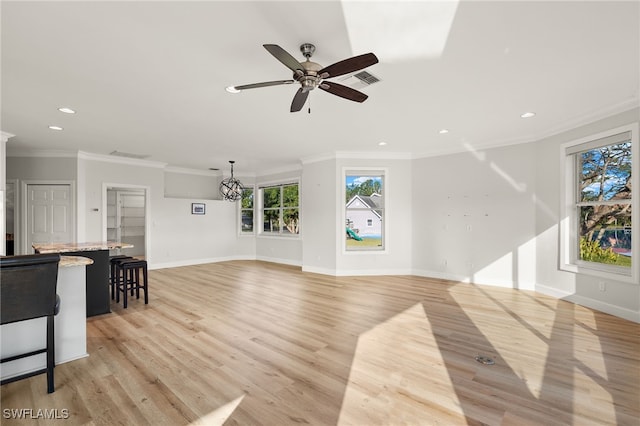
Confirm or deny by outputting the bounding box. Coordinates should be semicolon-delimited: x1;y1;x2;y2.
60;255;94;268
33;241;133;254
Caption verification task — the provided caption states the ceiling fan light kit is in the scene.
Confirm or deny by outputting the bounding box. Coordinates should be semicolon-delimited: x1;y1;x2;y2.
229;43;379;112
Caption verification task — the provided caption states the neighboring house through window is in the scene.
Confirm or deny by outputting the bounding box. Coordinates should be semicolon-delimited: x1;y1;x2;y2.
344;170;385;251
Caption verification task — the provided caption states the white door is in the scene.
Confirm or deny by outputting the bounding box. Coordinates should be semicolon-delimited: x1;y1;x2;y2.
26;184;73;253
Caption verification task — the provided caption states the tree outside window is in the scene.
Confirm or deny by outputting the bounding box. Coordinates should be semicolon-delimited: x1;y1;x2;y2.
261;183;299;235
240;187;254;233
577;141;632;267
561;125;637;283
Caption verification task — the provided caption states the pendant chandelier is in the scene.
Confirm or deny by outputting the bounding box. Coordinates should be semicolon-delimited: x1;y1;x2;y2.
219;160;244;202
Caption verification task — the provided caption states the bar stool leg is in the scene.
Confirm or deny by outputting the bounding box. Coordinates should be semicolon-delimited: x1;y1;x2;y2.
135;268;140;299
143;263;148;304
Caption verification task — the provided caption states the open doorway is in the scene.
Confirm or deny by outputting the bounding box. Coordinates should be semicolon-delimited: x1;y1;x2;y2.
104;186;147;259
4;180;17;255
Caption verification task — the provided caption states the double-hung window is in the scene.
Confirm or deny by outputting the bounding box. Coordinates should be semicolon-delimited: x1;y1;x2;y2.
259;182;299;236
560;123;638;282
239;187;254;234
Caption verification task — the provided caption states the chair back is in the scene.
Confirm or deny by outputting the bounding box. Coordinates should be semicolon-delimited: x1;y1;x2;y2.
1;254;61;325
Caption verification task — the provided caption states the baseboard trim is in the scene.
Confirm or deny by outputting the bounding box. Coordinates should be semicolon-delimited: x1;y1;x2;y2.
149;255;254;270
536;283;640;323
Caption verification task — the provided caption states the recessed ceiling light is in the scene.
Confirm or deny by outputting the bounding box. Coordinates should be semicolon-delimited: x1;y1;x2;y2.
58;107;76;114
48;125;63;131
520;112;536;118
378;141;387;146
225;86;241;94
439;129;449;134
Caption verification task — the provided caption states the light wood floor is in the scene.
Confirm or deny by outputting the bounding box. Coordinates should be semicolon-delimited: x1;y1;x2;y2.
2;260;639;425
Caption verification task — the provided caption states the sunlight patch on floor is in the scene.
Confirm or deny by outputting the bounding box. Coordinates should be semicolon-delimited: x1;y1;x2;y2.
337;302;464;425
188;394;245;426
448;284;549;398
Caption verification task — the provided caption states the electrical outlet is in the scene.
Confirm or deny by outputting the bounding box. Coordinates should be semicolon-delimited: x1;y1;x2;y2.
466;225;472;231
598;281;606;292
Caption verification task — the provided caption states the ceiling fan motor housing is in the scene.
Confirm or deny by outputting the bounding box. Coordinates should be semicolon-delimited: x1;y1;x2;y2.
295;60;322;92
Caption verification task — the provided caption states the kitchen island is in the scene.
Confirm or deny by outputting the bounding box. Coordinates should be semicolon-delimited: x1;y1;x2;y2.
1;256;93;382
33;241;133;317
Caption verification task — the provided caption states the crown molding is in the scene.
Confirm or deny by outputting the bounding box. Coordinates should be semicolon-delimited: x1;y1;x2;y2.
78;151;167;168
1;131;16;143
6;148;78;158
533;99;639;143
301;151;413;164
165;166;221;177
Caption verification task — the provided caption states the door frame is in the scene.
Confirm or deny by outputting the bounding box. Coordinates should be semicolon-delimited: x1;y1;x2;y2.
21;180;76;254
5;179;19;255
102;183;150;261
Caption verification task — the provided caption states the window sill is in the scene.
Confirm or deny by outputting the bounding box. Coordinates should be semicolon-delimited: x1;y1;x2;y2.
257;234;301;240
560;262;637;284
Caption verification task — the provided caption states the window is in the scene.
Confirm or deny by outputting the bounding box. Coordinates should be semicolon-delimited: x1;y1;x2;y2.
240;187;254;234
561;124;638;282
345;171;385;251
259;183;299;236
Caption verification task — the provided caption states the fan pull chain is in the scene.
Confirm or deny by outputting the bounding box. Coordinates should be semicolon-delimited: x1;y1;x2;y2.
308;94;311;114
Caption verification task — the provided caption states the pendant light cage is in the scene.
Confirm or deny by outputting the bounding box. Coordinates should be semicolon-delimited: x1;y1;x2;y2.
219;160;244;202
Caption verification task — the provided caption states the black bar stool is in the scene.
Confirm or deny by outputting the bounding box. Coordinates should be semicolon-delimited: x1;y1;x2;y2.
109;255;131;299
115;259;148;309
1;253;61;393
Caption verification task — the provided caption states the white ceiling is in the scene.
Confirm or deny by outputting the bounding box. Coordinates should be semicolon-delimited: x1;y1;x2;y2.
2;1;638;175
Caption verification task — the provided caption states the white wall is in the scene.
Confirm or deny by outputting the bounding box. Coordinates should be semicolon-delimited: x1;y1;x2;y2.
301;157;413;276
255;168;303;266
301;159;337;273
164;171;220;200
80;157;255;269
6;155;78;254
412;144;537;289
335;158;413;275
6;156;77;181
533;108;639;321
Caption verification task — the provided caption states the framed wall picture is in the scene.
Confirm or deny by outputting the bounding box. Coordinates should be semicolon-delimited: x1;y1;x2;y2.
191;203;206;215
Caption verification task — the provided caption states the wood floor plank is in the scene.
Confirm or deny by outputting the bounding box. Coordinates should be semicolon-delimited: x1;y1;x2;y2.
1;260;638;425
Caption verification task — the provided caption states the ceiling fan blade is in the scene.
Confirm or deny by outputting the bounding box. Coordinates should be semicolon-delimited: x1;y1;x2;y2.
263;44;305;74
290;88;309;112
318;53;378;79
319;82;368;103
234;80;295;90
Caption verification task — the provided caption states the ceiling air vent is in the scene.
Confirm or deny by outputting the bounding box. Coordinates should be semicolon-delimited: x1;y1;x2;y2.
353;71;380;85
109;150;150;160
337;70;381;91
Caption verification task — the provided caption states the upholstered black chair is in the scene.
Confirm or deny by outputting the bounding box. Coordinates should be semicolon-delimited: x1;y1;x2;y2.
1;253;61;393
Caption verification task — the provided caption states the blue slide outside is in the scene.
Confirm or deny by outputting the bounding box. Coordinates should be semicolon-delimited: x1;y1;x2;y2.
346;227;363;241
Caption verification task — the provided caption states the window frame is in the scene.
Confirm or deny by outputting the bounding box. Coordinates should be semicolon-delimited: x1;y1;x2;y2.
559;123;639;284
238;185;255;236
257;180;300;238
342;167;388;254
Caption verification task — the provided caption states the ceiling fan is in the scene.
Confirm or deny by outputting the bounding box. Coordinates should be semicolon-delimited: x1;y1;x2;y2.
228;43;379;112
